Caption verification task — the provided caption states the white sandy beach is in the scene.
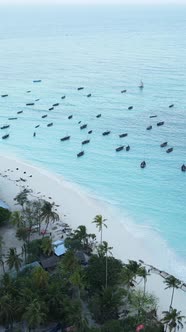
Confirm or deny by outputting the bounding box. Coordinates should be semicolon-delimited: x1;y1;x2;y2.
0;153;186;324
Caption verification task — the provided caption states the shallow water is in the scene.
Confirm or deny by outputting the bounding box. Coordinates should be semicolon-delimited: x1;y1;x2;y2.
0;5;185;277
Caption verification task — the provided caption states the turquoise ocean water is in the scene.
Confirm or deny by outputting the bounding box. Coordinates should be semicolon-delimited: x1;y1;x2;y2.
0;5;185;277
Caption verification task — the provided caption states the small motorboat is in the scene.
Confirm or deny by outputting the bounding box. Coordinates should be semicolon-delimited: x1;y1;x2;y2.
42;114;47;118
102;131;111;136
160;142;168;147
181;164;186;172
77;87;84;91
1;125;10;129
26;103;35;106
126;145;130;151
139;81;144;89
68;115;73;119
166;147;173;153
53;103;59;107
87;94;91;97
35;125;40;128
157;121;164;126
17;111;23;114
78;121;81;124
49;107;54;111
169;104;174;108
8;117;17;120
82;139;90;145
119;133;128;138
128;106;133;110
88;130;93;134
116;146;124;152
33;132;36;137
1;94;8;97
80;124;87;130
47;122;53;127
61;96;66;99
149;115;157;118
27;90;31;93
61;135;70;141
96;114;101;118
140;161;146;168
146;126;152;130
121;90;127;93
77;151;84;157
35;99;40;101
33;80;42;83
2;134;9;139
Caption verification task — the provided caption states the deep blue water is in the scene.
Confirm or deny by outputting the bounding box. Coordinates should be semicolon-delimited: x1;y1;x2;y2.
0;5;185;276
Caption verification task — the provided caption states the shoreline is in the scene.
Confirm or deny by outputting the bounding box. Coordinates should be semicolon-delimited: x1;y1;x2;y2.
0;152;186;321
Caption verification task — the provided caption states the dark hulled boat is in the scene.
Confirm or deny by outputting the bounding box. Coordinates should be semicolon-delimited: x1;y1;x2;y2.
126;145;130;151
160;142;168;147
87;94;91;97
33;80;42;83
27;90;31;93
47;123;53;127
181;164;186;172
8;117;17;120
157;121;164;126
35;125;40;128
77;87;84;90
26;103;35;106
42;115;47;118
61;136;70;141
1;94;8;97
49;107;54;111
149;115;157;118
140;161;146;169
88;130;93;134
169;104;174;108
166;147;173;153
61;96;66;99
116;146;124;152
17;111;23;114
68;115;73;119
121;90;127;93
80;124;87;130
77;151;84;157
1;125;10;129
146;126;152;130
128;106;133;110
96;114;101;118
53;103;59;107
35;99;40;101
2;134;9;139
102;131;111;136
82;139;90;145
119;133;128;138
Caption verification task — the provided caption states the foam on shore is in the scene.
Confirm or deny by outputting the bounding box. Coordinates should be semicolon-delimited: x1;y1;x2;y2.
0;152;186;323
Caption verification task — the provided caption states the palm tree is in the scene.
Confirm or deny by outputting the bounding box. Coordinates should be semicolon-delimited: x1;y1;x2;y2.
14;189;30;211
10;211;24;228
164;275;181;309
40;201;59;235
32;266;49;288
92;215;107;245
23;298;47;331
6;248;22;272
97;241;113;288
138;266;150;296
161;308;185;332
0;294;14;328
41;237;54;256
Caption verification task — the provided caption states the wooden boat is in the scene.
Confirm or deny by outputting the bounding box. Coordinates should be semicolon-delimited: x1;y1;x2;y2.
121;90;127;93
1;94;8;97
119;133;128;138
157;121;164;126
146;126;152;130
128;106;133;110
26;103;34;106
166;147;173;153
87;94;91;97
2;134;9;139
116;146;124;152
140;161;146;168
33;80;42;83
1;125;10;129
61;96;66;99
102;131;111;136
160;142;168;147
181;164;186;172
77;87;84;90
61;136;70;141
47;123;53;127
35;125;40;128
88;130;93;134
80;124;87;130
96;114;101;118
8;117;17;120
82;139;90;145
17;111;23;114
49;107;54;111
149;115;157;118
53;103;59;107
77;151;84;157
42;115;47;118
126;145;130;151
68;115;73;119
169;104;174;108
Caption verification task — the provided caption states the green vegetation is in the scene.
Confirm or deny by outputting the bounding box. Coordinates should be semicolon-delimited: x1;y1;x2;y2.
0;190;184;331
0;206;11;225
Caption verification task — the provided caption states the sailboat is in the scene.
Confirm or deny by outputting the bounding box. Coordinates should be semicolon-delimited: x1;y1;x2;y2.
139;80;144;89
